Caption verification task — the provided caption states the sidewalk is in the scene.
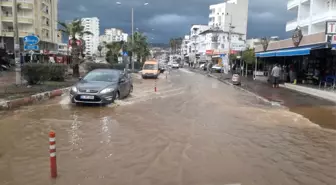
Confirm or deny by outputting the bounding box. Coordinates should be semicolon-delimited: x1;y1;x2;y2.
190;68;336;129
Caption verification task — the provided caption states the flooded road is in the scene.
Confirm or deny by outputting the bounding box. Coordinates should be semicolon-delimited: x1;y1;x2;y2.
0;69;335;185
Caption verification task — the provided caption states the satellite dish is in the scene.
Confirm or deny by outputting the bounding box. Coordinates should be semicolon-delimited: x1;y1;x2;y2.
116;2;121;5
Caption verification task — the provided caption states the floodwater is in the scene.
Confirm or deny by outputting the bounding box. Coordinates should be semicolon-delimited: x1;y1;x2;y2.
0;69;335;185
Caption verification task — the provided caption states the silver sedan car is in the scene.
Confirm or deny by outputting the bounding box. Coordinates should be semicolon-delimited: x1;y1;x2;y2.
70;69;133;104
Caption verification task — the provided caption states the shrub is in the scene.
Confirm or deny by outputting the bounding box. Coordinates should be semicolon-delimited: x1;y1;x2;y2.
49;63;67;81
22;63;50;85
85;62;112;72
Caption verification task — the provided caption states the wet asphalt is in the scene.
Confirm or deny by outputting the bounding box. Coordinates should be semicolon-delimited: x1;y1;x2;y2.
0;69;335;185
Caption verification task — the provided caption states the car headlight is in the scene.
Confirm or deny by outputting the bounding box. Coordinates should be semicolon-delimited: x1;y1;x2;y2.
100;88;114;94
71;86;78;92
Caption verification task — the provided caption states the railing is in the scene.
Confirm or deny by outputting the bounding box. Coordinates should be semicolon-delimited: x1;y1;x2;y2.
287;0;299;9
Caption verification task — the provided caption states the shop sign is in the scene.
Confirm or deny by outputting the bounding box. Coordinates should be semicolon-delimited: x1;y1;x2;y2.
206;50;213;55
231;42;246;51
326;21;336;35
260;37;269;51
292;27;303;47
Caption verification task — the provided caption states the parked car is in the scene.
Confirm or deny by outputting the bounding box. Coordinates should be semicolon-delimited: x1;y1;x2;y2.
211;64;223;73
70;69;133;105
172;62;179;68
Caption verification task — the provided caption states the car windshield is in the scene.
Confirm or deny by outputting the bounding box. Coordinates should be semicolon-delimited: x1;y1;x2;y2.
143;64;157;70
83;70;119;82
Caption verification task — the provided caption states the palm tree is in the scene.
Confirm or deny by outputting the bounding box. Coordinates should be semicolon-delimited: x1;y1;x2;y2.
57;19;92;77
127;32;150;64
105;41;123;64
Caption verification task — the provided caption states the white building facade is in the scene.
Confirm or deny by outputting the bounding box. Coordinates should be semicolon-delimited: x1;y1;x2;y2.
0;0;59;52
98;28;128;56
286;0;336;35
81;17;100;56
208;0;249;40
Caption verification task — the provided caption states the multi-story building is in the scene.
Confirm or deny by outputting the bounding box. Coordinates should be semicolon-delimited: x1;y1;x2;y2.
99;28;128;56
286;0;336;35
81;17;99;56
0;0;58;52
181;35;190;56
208;0;249;40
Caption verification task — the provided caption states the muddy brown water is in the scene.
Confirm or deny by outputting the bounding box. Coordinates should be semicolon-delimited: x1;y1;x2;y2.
0;69;335;185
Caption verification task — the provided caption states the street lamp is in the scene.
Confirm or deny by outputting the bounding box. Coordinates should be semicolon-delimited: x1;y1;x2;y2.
116;2;149;70
226;12;235;75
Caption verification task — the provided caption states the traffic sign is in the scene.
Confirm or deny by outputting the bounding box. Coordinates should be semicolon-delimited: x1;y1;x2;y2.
123;51;128;56
24;45;39;51
23;35;39;45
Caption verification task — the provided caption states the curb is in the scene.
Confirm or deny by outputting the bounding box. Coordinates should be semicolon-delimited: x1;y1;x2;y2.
0;87;71;111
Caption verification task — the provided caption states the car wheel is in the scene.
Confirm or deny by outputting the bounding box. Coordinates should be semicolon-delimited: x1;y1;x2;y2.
112;91;120;103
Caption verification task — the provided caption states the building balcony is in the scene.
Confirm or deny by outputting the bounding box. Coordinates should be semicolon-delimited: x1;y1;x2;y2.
1;15;34;24
286;19;298;32
287;0;299;10
312;11;336;25
0;0;33;9
42;23;50;29
1;29;33;37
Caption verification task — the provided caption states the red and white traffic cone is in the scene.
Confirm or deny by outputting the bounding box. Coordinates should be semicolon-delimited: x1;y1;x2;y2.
49;131;57;178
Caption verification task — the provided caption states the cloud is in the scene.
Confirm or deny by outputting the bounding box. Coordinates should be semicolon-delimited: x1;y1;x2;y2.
58;0;295;42
78;5;87;12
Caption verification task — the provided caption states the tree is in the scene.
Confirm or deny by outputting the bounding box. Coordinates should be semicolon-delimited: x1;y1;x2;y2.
242;48;255;64
97;45;103;57
105;41;123;64
169;37;183;54
57;19;92;77
128;32;150;63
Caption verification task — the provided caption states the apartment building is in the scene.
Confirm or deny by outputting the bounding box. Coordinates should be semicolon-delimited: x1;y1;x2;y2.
181;35;190;56
208;0;249;40
81;17;100;56
0;0;58;52
286;0;336;35
98;28;128;56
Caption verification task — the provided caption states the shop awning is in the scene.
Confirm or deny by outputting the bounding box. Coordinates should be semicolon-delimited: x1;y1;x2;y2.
255;51;276;57
256;43;327;57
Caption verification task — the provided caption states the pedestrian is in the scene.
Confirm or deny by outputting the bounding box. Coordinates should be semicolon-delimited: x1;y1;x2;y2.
271;63;281;88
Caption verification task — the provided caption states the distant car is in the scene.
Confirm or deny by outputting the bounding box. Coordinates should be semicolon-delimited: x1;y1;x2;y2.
211;64;223;73
172;62;179;68
70;69;133;105
141;60;160;79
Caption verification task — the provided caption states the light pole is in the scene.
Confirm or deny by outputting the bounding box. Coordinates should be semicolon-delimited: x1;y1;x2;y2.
226;13;235;75
13;0;21;85
117;2;148;70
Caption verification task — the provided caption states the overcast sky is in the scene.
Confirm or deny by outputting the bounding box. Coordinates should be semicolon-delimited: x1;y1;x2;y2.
58;0;295;43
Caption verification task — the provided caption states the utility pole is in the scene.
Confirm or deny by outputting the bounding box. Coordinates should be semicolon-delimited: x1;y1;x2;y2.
13;0;21;85
227;13;234;75
131;8;134;70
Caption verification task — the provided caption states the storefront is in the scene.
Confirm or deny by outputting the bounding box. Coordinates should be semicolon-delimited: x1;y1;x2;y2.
254;30;336;87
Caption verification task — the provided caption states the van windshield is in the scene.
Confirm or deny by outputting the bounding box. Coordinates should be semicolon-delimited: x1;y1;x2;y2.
143;64;157;70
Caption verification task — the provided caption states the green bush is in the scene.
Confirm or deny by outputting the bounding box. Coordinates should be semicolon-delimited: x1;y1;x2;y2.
85;62;112;72
22;63;50;85
49;63;67;81
22;63;66;85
